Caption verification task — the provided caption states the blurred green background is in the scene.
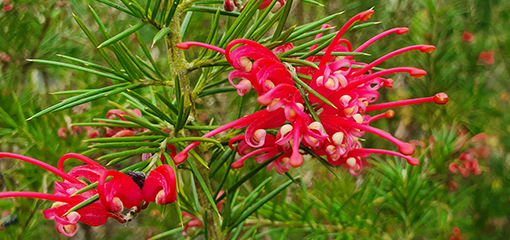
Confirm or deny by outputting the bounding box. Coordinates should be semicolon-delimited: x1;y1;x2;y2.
1;0;509;239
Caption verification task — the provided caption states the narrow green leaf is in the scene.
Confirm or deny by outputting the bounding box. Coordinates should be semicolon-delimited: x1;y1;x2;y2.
300;0;323;6
187;160;220;214
289;12;341;40
152;27;172;47
155;92;179;114
232;177;272;219
167;137;221;145
148;227;182;240
97;23;146;48
230;178;296;228
150;0;162;21
56;54;124;77
272;0;293;40
88;5;108;38
175;105;191;133
145;0;153;18
90;141;161;148
301;147;340;179
180;11;193;38
245;0;279;38
119;0;143;18
86;135;164;143
350;21;381;31
51;89;89;95
281;58;318;69
95;0;135;16
198;86;237;97
159;0;170;24
295;82;320;122
72;122;139;128
209;148;234;177
279;32;336;57
185;6;240;17
122;115;170;137
27;59;126;81
219;0;262;48
97;147;160;161
251;9;283;41
28;83;130;120
216;153;282;203
164;0;180;25
126;89;176;125
52;84;143;113
73;13;121;72
285;26;333;44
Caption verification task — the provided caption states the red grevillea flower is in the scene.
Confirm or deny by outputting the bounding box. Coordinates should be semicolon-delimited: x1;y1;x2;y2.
224;0;286;12
175;9;448;175
478;51;495;65
462;30;474;42
89;108;147;138
0;153;111;236
142;165;177;205
0;153;152;237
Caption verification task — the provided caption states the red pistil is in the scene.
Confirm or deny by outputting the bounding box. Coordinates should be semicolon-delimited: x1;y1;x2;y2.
329;118;415;155
231;147;276;168
175;42;226;55
344;67;426;90
174;110;269;164
228;135;246;150
0;153;80;184
351;45;436;77
319;9;374;67
368;110;395;123
352;28;409;54
350;148;419;165
58;153;102;172
0;192;80;204
366;93;448;112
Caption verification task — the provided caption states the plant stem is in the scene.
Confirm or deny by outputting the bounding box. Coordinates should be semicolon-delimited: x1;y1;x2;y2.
165;2;224;239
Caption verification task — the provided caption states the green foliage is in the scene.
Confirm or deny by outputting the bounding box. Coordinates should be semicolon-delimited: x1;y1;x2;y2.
1;0;510;239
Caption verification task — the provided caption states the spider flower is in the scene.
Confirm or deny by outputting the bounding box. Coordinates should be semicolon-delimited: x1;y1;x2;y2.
175;9;448;175
0;153;148;237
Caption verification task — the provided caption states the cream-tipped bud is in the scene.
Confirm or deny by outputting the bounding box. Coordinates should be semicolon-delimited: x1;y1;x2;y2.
279;124;293;136
346;157;357;167
353;114;364;123
239;57;253;72
332;132;344;145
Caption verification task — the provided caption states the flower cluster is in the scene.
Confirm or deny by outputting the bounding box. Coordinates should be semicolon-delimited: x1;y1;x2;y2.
449;150;482;177
174;10;448;175
59;109;151;139
223;0;286;12
0;153;176;237
89;109;148;138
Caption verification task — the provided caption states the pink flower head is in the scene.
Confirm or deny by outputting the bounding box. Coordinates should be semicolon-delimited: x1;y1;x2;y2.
478;51;495;65
175;10;448;175
89;108;146;139
142;165;177;205
0;153;111;237
1;0;13;12
462;30;474;42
